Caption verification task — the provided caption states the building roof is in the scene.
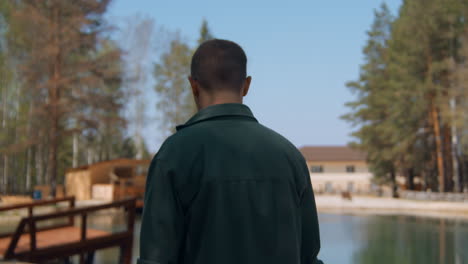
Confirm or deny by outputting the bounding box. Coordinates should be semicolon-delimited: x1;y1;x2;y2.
299;146;367;162
66;158;151;173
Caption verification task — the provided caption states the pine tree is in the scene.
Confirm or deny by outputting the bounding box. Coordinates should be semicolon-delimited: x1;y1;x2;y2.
388;0;465;192
345;0;468;193
452;4;468;192
343;4;397;192
5;0;123;195
154;36;194;135
154;20;214;136
198;19;214;45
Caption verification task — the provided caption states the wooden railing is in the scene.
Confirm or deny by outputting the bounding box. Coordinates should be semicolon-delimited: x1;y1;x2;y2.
0;196;76;238
1;197;136;264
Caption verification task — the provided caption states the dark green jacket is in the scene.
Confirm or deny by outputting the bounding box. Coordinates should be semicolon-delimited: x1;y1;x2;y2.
138;103;322;264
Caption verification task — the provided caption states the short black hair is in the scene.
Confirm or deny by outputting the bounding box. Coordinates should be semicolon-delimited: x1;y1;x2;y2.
191;39;247;92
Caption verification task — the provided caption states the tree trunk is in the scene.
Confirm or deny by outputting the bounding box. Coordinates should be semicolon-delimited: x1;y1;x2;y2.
73;132;79;168
3;155;8;194
406;168;415;190
12;153;17;194
449;98;461;192
391;169;398;198
135;133;143;160
48;130;58;197
2;81;7;128
106;122;112;160
422;170;428;191
426;51;445;193
47;4;62;197
35;144;43;186
1;73;7;194
25;101;34;192
430;100;445;192
26;147;32;191
442;124;453;192
460;154;467;192
87;147;94;165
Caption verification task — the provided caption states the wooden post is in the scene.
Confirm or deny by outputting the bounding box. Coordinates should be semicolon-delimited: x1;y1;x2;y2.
3;198;135;263
81;213;87;241
120;240;133;264
127;200;136;233
28;206;33;218
121;199;136;264
5;220;26;259
80;211;87;264
70;197;76;226
29;218;36;251
85;251;95;264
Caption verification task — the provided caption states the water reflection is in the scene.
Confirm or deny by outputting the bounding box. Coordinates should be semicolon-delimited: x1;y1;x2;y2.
319;213;468;264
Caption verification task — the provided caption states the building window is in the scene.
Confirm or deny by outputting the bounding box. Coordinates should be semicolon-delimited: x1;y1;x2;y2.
346;165;355;173
310;165;323;173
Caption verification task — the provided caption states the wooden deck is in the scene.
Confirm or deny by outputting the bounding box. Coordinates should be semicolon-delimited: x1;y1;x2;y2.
0;196;136;264
0;226;108;256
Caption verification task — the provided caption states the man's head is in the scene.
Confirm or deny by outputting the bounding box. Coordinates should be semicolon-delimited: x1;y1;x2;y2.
189;39;251;110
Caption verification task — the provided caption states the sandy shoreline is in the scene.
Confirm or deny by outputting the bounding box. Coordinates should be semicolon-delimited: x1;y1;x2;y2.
315;195;468;219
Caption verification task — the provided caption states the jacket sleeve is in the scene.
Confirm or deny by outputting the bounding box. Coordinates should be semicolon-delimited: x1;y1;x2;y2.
300;170;323;264
138;158;185;264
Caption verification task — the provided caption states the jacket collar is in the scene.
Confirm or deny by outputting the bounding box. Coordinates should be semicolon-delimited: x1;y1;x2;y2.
176;103;258;131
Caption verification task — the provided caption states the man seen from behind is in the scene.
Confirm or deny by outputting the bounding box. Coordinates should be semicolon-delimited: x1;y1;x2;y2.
138;39;323;264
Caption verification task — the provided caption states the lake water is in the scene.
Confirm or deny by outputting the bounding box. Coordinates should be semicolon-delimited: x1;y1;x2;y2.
2;212;468;263
318;213;468;264
103;213;468;264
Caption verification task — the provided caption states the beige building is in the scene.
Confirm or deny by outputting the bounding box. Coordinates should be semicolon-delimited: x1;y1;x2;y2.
65;158;149;201
299;146;372;194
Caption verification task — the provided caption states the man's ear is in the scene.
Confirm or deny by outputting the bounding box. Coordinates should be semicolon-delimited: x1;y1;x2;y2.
188;76;199;98
242;76;252;97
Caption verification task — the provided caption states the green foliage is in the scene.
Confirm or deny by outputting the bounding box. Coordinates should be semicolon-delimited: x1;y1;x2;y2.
1;5;214;194
0;0;130;194
343;3;396;182
344;0;468;192
154;19;214;136
198;19;214;44
154;37;195;135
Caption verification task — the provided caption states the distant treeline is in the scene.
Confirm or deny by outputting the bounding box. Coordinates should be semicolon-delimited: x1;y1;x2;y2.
344;1;468;193
0;0;212;195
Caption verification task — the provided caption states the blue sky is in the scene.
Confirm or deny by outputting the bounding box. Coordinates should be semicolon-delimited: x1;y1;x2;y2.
107;0;403;153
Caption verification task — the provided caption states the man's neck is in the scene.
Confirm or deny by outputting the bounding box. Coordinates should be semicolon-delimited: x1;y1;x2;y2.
197;93;243;110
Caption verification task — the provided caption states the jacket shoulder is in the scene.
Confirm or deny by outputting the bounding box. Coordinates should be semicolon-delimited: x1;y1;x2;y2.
258;124;307;161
